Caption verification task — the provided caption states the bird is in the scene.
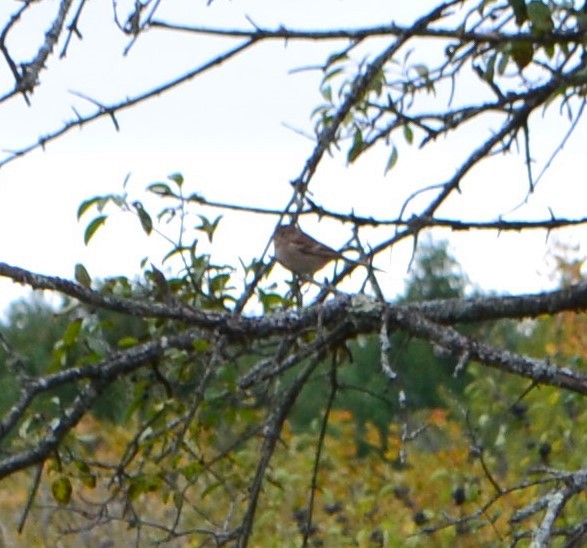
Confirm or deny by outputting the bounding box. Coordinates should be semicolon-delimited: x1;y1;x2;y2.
272;223;368;276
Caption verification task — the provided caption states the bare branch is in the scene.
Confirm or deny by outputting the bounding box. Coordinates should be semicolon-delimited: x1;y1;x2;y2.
150;20;587;48
0;39;256;168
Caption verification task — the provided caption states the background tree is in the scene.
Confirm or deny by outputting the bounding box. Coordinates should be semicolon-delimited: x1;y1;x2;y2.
2;1;587;545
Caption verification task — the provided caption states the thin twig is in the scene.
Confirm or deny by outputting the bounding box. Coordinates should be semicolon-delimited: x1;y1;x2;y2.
17;461;44;533
302;354;338;546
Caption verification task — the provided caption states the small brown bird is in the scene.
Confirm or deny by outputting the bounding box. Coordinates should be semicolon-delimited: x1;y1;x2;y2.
273;224;362;276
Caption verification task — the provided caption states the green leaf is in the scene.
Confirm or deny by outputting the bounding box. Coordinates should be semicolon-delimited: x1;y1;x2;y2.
149;263;167;285
347;129;364;163
371;68;385;96
413;64;429;80
74;263;92;288
209;273;232;295
181;461;204;481
157;206;177;224
258;289;289;313
497;51;509;75
118;336;139;348
84;215;107;245
186;192;205;203
80;473;96;489
323;67;344;83
162;244;189;264
201;481;221;499
196;214;222;243
483;54;496;82
403;124;414;145
147;183;174;197
111;194;127;208
48;344;66;373
74;461;96;489
77;197;102;220
134;202;153;235
51;476;72;505
509;0;528;26
384;146;399;174
325;51;348;67
128;474;162;500
527;1;553;34
168;172;184;187
193;339;211;352
542;42;555;58
62;318;83;347
320;85;333;102
510;41;534;70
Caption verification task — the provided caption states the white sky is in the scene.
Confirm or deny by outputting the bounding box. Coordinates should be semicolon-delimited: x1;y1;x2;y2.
1;0;586;315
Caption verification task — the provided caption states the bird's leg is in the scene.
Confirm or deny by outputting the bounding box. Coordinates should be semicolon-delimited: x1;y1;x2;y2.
292;275;303;309
318;275;342;298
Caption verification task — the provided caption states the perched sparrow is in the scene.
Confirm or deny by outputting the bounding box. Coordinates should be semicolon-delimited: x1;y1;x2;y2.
273;224;362;276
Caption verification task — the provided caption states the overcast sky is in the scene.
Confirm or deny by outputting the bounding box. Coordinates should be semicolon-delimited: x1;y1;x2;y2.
1;0;585;316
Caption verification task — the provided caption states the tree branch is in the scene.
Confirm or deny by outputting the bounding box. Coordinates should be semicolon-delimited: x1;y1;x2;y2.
0;39;256;168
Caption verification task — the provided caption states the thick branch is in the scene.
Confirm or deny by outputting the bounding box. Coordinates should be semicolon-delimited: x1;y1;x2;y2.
389;307;587;395
2;272;587;484
20;0;74;93
2;262;587;335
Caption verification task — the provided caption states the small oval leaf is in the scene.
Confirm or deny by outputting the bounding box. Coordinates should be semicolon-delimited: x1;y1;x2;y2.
77;197;101;220
147;183;174;197
84;216;107;245
413;64;429;79
511;41;534;70
74;263;92;287
509;0;528;26
347;129;364;163
168;173;184;187
62;318;83;347
52;476;72;505
118;336;139;348
384;146;399;174
134;202;153;235
527;1;553;34
403;124;414;145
